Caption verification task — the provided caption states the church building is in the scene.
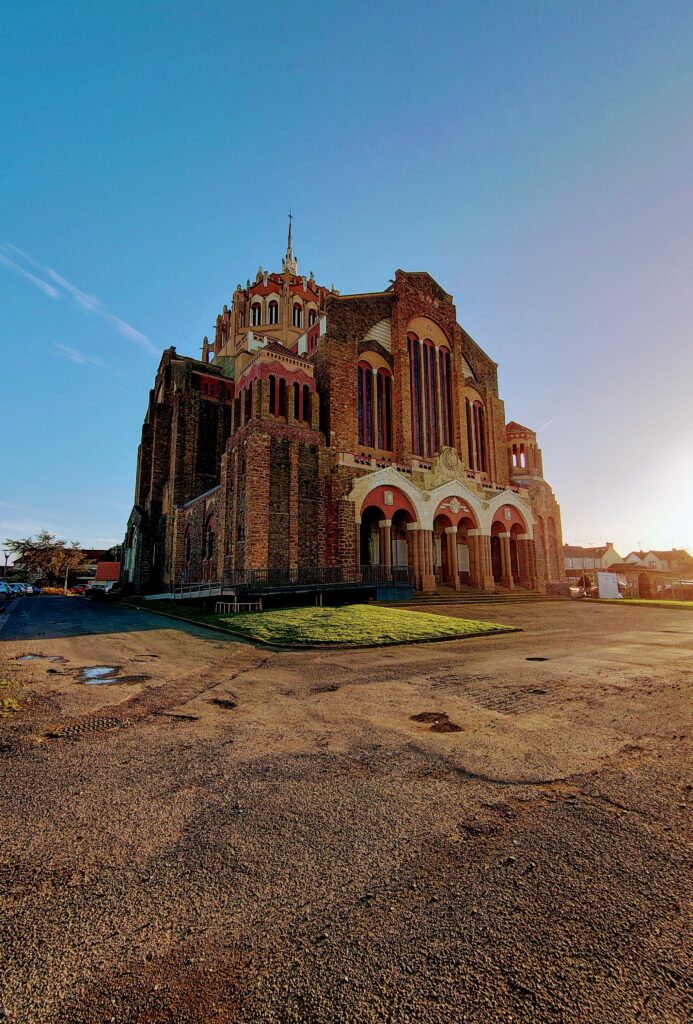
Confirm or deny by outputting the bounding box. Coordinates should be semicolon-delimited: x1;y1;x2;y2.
122;223;565;596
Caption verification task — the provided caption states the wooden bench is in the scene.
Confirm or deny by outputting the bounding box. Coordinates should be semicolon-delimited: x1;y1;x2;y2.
215;599;262;614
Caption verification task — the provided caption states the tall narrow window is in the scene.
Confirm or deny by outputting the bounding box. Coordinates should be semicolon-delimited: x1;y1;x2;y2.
251;302;262;326
302;384;311;424
466;398;474;468
377;368;393;451
293;381;300;420
409;335;423;456
292;303;303;328
278;378;287;418
308;309;317;326
439;347;453;447
358;362;368;445
474;402;487;473
269;375;276;415
268;300;279;325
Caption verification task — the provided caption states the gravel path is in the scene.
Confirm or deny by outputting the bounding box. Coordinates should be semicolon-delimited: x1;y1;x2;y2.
1;597;691;1023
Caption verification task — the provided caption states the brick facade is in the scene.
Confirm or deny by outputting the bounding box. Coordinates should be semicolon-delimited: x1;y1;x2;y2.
123;243;564;595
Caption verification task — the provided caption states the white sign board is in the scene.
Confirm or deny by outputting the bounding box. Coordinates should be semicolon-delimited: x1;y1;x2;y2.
597;572;620;599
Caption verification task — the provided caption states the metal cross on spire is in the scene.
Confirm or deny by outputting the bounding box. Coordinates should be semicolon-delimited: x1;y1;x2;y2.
283;209;297;273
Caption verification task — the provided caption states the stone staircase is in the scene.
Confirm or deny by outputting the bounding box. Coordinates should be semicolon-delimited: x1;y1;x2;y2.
395;583;564;606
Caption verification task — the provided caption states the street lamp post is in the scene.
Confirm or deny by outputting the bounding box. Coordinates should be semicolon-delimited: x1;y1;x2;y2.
2;550;10;580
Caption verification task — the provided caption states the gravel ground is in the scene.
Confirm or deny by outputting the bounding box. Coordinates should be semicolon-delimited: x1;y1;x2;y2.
0;596;691;1023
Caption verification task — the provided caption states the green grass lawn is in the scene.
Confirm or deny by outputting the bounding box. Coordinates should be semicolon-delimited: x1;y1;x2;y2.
135;600;517;647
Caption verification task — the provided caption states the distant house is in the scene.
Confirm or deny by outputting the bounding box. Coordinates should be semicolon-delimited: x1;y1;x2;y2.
563;543;623;573
624;549;693;575
93;561;122;587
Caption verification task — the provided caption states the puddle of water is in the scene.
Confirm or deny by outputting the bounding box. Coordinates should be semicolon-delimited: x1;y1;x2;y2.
17;654;64;663
80;665;118;684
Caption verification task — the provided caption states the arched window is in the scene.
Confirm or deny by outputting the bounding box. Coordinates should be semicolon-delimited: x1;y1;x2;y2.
293;381;300;420
268;300;279;325
268;375;276;415
302;384;311;423
377;368;392;450
408;334;423;456
251;302;262;327
465;396;487;473
408;332;452;457
244;386;251;423
292;303;303;328
278;378;287;418
423;340;438;455
474;401;487;472
438;346;453;446
358;360;392;451
308;309;317;326
184;525;192;566
358;361;374;447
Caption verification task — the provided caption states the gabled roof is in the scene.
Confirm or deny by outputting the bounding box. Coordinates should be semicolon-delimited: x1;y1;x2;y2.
95;561;121;582
563;544;612;557
626;549;693;564
506;421;536;435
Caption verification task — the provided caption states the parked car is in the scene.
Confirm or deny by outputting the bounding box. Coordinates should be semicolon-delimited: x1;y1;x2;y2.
0;582;12;601
71;584;90;595
86;583;123;602
9;583;26;597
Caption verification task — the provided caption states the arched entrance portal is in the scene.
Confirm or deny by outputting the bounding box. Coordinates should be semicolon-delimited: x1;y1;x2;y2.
490;505;532;589
391;509;411;568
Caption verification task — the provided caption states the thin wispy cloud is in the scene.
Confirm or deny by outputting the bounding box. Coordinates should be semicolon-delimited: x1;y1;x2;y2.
0;241;158;355
0;252;60;298
537;417;555;433
52;342;114;371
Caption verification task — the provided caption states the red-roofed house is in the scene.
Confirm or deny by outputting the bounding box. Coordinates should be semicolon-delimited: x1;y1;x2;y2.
94;561;122;586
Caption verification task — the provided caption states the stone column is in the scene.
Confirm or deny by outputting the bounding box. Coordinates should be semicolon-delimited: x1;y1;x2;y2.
469;530;495;592
379;520;392;572
421;529;436;594
407;523;421;589
499;532;514;589
445;527;460;589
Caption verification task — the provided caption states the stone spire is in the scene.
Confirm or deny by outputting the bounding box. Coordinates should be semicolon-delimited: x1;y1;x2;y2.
282;210;298;275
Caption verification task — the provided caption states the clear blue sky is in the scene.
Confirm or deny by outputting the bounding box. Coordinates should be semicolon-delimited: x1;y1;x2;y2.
1;1;691;556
